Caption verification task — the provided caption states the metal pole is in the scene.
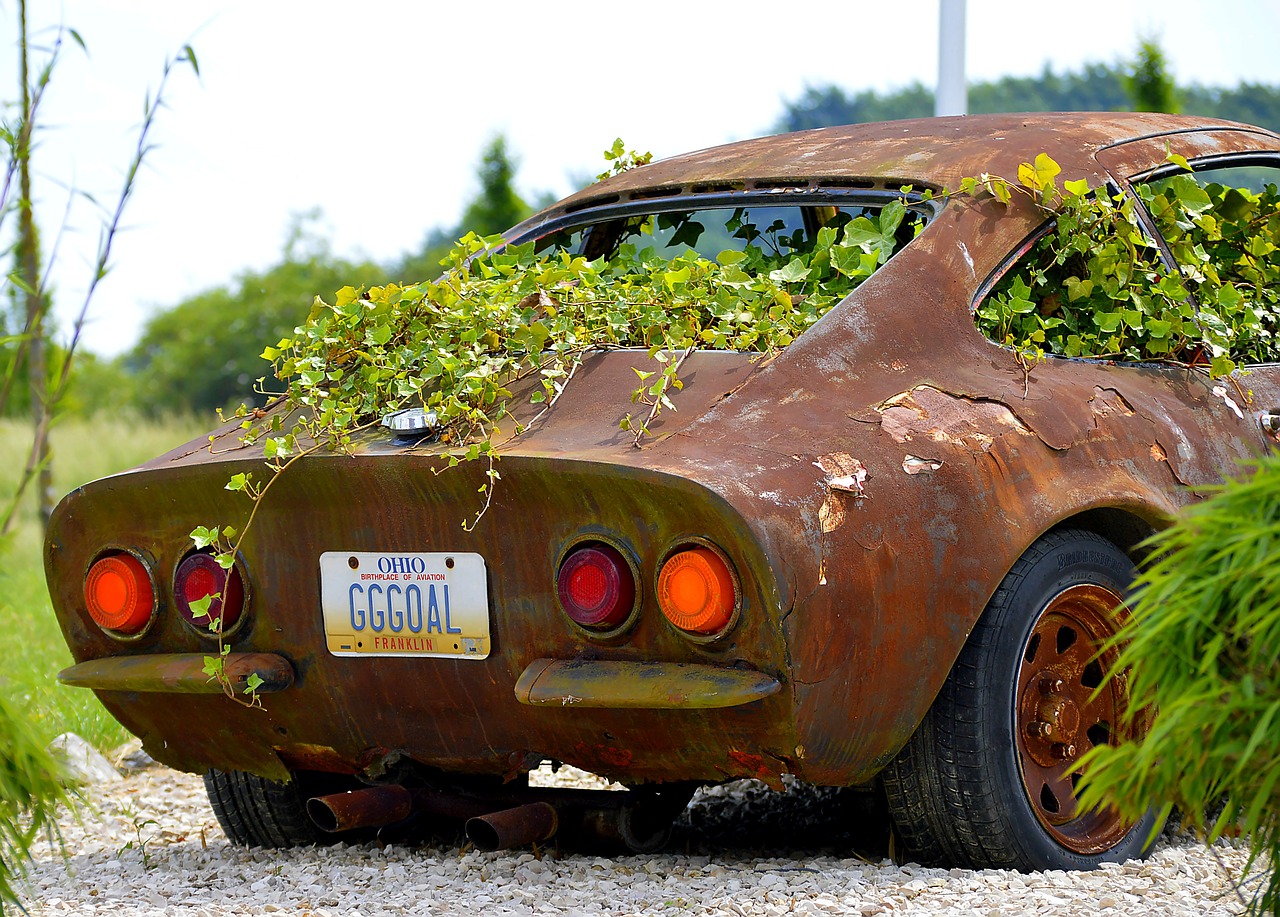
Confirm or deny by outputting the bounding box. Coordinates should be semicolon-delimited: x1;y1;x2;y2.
936;0;968;117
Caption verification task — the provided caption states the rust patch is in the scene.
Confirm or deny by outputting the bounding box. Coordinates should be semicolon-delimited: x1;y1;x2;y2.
816;452;868;494
274;743;359;775
878;385;1034;452
572;742;634;771
818;498;845;535
726;749;787;791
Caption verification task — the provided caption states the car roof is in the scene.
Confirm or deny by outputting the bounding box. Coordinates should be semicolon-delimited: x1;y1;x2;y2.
514;113;1280;235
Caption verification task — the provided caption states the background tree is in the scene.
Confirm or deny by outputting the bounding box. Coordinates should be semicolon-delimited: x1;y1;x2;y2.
460;135;530;237
0;23;195;533
125;212;381;415
774;41;1276;133
124;136;541;416
12;0;52;523
1127;37;1179;113
779;84;934;131
392;134;535;283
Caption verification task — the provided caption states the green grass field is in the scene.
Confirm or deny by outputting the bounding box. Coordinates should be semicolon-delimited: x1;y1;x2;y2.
0;413;211;752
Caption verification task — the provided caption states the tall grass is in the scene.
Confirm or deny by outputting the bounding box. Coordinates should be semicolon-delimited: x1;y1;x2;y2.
0;413;211;752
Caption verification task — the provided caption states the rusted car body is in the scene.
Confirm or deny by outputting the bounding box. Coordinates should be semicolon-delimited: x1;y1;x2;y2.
45;113;1280;869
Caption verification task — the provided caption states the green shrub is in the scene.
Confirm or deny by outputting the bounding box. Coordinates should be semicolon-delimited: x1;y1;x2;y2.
0;690;67;914
1080;460;1280;914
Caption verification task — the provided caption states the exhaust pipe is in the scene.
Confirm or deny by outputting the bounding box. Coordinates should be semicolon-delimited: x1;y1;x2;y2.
578;803;672;853
466;801;559;851
309;785;502;834
307;785;413;833
308;782;689;852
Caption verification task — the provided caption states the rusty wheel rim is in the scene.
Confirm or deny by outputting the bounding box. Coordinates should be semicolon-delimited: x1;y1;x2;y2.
1014;582;1144;855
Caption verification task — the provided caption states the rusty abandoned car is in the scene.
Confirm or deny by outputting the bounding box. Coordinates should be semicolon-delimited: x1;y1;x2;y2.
45;113;1280;871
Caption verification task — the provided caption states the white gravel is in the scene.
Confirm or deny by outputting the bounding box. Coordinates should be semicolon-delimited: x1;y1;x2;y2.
15;753;1256;917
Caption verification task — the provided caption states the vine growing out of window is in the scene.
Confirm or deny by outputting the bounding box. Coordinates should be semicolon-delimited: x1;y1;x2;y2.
975;151;1280;378
192;142;923;701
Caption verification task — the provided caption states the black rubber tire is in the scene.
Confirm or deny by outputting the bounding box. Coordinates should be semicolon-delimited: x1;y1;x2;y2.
882;529;1158;871
205;769;334;848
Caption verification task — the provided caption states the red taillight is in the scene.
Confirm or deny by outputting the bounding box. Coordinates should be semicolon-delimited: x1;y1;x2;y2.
556;543;636;630
175;552;245;632
84;553;155;635
657;545;736;636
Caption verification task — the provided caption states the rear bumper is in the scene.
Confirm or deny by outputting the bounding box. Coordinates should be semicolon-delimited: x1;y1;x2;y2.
59;652;295;695
514;658;781;708
61;653;778;711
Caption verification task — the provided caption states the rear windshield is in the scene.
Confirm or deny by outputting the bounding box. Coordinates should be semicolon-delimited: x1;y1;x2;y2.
537;202;926;272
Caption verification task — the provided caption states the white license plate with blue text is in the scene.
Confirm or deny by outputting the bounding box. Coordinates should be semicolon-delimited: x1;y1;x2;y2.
320;552;490;658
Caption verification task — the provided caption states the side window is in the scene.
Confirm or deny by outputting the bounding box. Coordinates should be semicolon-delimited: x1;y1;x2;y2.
1140;165;1280;366
975;163;1280;370
975;194;1179;364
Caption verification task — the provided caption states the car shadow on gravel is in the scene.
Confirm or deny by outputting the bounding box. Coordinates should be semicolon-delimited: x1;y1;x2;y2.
667;778;891;860
394;777;893;861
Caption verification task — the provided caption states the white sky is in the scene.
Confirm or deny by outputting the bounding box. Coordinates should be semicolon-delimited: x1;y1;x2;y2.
5;0;1280;356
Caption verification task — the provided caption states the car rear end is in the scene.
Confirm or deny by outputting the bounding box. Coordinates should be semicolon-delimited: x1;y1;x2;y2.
45;433;798;790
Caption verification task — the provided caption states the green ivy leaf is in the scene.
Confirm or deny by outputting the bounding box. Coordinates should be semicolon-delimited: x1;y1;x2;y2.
1095;312;1122;333
1165;150;1194;173
188;593;215;621
1018;153;1061;194
1063;178;1091;197
190;526;219;549
769;258;811;284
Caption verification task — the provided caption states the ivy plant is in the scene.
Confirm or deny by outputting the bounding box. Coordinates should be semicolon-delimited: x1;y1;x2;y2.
975;152;1280;377
256;198;911;462
193;145;921;701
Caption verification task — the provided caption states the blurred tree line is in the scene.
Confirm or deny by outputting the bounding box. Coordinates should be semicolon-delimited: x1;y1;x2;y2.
21;45;1280;420
10;135;543;417
774;47;1280;133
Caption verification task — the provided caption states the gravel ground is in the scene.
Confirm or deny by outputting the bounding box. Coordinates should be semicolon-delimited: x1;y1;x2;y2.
16;753;1256;917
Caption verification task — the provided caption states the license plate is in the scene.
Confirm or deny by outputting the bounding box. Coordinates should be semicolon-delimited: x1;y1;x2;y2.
320;552;490;659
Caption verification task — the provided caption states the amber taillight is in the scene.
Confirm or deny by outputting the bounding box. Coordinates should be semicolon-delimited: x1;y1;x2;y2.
657;545;737;636
556;543;636;630
84;553;155;635
175;552;245;632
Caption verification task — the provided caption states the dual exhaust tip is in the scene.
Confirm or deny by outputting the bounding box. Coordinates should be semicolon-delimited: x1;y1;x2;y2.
306;784;669;853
